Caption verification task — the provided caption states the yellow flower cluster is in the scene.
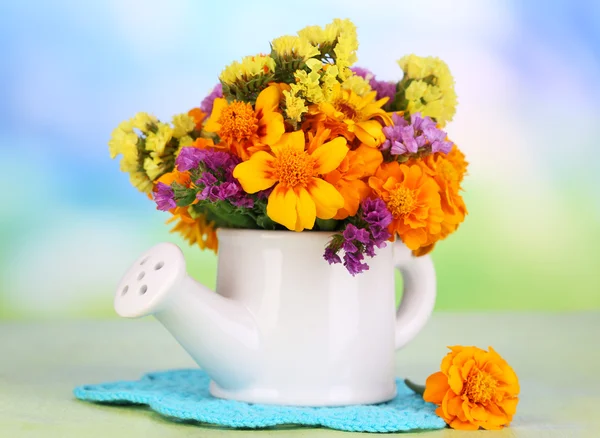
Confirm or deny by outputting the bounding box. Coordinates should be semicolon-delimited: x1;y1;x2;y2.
397;54;457;127
109;111;199;193
220;55;276;86
341;74;372;96
271;35;320;61
297;18;358;81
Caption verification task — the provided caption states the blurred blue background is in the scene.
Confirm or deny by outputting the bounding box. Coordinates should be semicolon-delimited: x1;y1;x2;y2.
1;0;599;319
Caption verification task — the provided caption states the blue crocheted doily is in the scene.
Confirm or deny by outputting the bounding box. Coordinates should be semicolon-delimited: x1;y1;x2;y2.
74;369;445;433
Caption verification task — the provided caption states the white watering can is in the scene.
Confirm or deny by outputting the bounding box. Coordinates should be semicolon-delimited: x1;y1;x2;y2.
114;229;436;406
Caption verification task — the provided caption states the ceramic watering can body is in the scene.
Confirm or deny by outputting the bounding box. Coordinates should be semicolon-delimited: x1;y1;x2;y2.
114;229;436;406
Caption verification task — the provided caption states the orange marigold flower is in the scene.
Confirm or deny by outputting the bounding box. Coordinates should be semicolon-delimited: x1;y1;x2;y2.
424;346;520;430
306;84;392;148
325;144;383;219
369;162;443;250
204;85;285;160
166;211;218;252
188;108;207;130
407;145;468;255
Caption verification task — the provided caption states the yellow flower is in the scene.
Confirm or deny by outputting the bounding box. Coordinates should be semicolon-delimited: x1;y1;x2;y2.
271;35;319;61
297;19;358;81
233;131;347;231
308;83;391;147
204;85;285;160
424;346;520;430
220;55;276;86
129;171;153;193
341;74;372;96
292;68;325;104
297;24;338;47
143;156;168;181
320;65;340;102
145;123;173;156
132;112;157;132
331;18;358;80
283;89;309;124
397;54;457;127
171;113;196;138
178;135;194;148
108;120;136;159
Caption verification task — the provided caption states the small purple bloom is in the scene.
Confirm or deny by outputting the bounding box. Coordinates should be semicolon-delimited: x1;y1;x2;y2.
154;182;176;211
188;147;254;209
343;251;369;276
176;147;205;171
200;84;223;115
343;224;370;244
322;198;393;276
351;67;396;102
382;112;453;157
324;247;342;265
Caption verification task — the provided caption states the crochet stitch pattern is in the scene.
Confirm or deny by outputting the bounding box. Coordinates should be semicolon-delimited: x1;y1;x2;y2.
74;369;445;433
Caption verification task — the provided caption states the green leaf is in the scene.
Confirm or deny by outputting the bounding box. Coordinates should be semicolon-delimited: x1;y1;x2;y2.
203;201;257;228
404;379;425;396
315;218;339;231
256;214;278;230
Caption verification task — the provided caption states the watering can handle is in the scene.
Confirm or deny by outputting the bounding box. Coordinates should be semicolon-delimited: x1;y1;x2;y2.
393;240;437;349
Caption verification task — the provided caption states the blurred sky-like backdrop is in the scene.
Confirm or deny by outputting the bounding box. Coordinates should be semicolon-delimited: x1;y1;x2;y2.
1;0;599;319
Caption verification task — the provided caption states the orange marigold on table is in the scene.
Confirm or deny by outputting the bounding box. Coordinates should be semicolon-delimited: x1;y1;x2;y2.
424;346;520;430
369;162;444;251
204;85;285;160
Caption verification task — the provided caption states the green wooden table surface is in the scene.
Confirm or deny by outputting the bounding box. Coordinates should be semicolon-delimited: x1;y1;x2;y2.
1;313;598;437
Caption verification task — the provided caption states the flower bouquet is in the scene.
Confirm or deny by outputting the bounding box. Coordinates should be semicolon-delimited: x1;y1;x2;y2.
108;18;467;275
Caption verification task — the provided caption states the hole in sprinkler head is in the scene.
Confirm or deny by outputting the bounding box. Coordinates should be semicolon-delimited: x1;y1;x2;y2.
139;285;148;295
137;272;145;280
140;257;149;265
154;261;164;271
122;285;129;296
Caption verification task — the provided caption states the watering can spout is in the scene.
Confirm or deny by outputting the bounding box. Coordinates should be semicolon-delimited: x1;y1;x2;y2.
113;243;261;389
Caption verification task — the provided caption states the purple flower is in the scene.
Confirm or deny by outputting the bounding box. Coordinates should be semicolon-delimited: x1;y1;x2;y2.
186;147;254;209
176;147;205;172
343;251;369;276
343;224;370;244
362;198;393;231
383;113;453;156
154;182;176;211
200;84;223;115
324;247;342;265
351;67;396;102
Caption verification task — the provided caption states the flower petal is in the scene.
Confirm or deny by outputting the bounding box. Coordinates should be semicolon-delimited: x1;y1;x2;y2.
203;98;227;133
233;152;277;193
255;85;281;114
267;184;298;230
295;187;316;231
307;178;344;219
447;365;464;395
272;131;305;155
449;417;479;431
312;137;349;174
259;112;285;146
355;120;385;147
423;372;450;404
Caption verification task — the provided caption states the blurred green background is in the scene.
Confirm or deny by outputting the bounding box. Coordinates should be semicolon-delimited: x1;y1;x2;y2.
1;0;599;320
